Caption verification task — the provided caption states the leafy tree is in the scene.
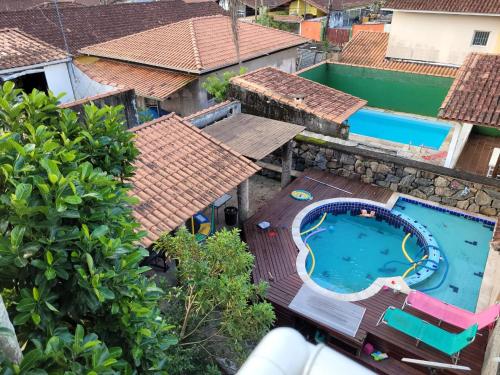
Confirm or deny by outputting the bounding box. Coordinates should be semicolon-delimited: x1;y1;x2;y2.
202;68;247;103
0;83;176;372
155;228;275;374
255;7;294;32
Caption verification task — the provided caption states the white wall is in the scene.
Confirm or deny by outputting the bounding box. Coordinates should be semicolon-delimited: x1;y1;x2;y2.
160;46;300;116
70;64;116;100
386;11;500;65
43;62;75;103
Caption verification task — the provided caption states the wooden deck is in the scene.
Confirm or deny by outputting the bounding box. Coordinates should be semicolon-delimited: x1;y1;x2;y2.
244;171;489;375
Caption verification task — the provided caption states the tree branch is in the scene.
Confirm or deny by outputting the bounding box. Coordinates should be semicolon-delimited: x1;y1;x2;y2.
181;302;221;341
180;327;224;347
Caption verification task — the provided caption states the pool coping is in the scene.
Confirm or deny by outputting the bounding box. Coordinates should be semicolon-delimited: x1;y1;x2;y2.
347;106;461;167
292;194;497;306
349;107;455;151
292;197;414;302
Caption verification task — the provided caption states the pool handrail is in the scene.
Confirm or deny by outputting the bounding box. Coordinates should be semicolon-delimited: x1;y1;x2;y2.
402;291;500;331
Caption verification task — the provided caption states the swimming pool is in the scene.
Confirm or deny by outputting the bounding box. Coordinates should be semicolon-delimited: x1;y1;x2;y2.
347;109;452;149
294;198;494;311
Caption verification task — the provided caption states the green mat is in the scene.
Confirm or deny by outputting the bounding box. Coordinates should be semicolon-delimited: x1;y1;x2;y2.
383;307;477;356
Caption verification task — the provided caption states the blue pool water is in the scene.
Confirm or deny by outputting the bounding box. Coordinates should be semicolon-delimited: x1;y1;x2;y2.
347;108;452;149
303;199;494;311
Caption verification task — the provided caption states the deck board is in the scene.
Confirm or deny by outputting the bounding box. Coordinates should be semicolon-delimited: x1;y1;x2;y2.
244;171;489;375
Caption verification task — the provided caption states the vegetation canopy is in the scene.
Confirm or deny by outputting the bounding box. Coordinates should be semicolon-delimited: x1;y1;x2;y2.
155;228;275;374
0;83;274;373
0;82;176;373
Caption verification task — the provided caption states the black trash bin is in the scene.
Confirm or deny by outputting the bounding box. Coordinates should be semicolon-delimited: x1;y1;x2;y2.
224;206;238;226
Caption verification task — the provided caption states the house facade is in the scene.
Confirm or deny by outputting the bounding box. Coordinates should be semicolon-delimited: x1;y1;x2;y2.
77;15;308;117
384;0;500;65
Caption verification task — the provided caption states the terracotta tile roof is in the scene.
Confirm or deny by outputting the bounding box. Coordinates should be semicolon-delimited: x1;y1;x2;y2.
0;1;225;54
79;15;308;74
131;113;260;246
231;66;366;124
0;28;68;71
74;57;196;100
384;0;500;14
0;0;101;11
439;53;500;128
338;31;458;77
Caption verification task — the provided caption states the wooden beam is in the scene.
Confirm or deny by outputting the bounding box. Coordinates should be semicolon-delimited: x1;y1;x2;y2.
256;161;302;178
281;140;293;188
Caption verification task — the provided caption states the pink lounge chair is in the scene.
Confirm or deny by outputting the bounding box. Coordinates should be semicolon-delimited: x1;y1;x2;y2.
403;290;500;331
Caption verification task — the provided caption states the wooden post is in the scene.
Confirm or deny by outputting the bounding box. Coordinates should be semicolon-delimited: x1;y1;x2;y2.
237;178;250;225
281;140;293;188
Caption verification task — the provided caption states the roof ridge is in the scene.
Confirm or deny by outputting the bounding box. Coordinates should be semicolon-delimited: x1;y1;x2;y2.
79;15;222;54
189;18;203;72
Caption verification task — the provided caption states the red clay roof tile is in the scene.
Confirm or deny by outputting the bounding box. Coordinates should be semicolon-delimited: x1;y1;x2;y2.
0;28;68;70
338;31;458;77
231;66;366;124
79;15;308;73
0;1;225;54
439;53;500;128
74;57;196;100
384;0;500;14
131;114;260;246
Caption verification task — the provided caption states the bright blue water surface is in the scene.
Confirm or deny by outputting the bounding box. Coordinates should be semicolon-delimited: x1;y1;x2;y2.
347;108;452;149
304;199;494;311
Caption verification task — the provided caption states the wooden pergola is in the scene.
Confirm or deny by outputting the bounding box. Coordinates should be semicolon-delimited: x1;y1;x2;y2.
203;113;305;185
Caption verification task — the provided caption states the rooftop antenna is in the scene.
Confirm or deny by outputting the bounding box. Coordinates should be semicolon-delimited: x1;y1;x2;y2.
51;0;76;99
52;0;70;54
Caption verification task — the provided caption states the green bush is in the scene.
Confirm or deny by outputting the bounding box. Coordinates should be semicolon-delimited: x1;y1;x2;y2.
0;82;176;372
202;68;247;103
155;228;275;374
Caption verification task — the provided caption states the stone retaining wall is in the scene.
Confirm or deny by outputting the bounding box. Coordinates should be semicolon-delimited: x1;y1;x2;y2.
263;140;500;217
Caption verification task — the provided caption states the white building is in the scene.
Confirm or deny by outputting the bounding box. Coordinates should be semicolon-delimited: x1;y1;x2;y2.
383;0;500;66
0;28;75;103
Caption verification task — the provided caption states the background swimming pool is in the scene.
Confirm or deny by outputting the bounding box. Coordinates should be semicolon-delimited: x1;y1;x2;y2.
347;108;452;149
303;199;494;311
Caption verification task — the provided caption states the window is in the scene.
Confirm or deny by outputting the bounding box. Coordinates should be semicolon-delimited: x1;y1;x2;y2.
472;31;490;46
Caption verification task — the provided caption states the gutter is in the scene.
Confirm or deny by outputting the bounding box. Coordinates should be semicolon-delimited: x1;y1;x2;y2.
80;42;308;76
0;58;72;77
